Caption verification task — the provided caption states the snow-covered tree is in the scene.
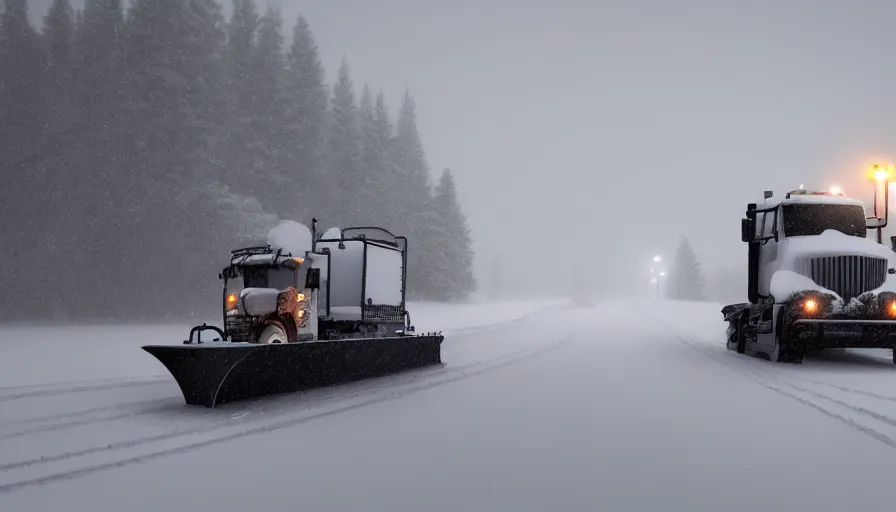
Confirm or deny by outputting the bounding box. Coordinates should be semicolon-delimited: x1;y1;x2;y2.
0;0;47;317
391;90;438;298
248;7;294;216
360;85;397;228
431;168;476;300
220;0;258;194
0;2;479;320
283;14;329;220
668;236;707;301
324;59;366;226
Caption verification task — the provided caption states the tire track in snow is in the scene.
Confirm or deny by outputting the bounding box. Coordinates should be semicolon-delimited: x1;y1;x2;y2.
0;343;537;443
0;398;177;441
0;377;171;403
641;309;896;450
0;329;576;494
0;305;577;438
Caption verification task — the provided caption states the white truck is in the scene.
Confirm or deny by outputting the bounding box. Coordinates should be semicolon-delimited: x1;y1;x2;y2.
722;177;896;364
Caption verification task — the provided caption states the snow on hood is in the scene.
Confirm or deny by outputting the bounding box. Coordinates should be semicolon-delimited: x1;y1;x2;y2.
778;229;895;266
771;230;896;300
266;220;312;257
770;270;839;301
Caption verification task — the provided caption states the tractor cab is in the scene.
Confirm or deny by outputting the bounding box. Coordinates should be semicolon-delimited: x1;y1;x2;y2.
219;246;321;343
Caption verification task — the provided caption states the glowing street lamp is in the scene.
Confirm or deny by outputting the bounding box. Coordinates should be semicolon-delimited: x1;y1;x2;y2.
868;163;893;182
867;163;893;244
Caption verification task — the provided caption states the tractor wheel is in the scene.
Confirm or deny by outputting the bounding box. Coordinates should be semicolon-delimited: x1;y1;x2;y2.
258;324;288;344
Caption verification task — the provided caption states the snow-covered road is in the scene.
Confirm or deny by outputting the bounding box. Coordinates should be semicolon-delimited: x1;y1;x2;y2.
3;299;896;511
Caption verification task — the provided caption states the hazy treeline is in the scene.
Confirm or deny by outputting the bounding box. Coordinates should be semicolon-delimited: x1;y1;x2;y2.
666;236;745;304
0;0;477;322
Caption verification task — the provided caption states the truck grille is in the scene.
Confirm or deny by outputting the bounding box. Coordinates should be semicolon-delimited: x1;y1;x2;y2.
796;255;888;300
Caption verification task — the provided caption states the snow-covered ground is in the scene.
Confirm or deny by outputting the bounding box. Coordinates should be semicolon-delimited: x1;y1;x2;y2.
3;298;896;511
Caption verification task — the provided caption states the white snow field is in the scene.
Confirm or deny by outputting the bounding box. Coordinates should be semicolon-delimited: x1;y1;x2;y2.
3;298;896;511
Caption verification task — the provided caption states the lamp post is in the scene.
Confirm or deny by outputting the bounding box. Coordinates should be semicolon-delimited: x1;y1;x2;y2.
868;163;892;245
649;255;665;300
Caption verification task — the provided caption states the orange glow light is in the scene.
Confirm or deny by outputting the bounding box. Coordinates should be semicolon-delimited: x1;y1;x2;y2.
804;299;817;313
868;163;893;182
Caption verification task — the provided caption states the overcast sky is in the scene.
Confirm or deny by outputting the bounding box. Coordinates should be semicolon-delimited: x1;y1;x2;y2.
29;0;896;296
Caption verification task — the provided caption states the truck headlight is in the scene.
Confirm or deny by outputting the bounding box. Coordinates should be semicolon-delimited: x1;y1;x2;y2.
803;299;818;313
888;301;896;317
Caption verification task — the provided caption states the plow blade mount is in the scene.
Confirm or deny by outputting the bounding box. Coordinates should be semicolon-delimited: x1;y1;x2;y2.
142;335;444;408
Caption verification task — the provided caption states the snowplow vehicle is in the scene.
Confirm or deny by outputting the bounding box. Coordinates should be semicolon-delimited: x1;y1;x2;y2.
143;220;444;407
722;170;896;364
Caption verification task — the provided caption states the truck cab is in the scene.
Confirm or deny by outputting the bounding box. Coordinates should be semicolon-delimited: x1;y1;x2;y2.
726;183;896;364
747;189;882;302
221;248;324;344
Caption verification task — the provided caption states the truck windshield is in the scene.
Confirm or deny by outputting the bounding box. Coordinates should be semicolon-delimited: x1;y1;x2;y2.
238;266;294;290
782;203;867;238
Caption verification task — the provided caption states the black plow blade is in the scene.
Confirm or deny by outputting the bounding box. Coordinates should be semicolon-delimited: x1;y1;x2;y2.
142;335;444;408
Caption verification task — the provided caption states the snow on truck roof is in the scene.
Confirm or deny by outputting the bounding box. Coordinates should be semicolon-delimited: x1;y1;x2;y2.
762;192;866;208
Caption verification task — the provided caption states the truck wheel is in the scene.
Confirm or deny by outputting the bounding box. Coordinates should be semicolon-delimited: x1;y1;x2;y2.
771;340;803;364
258;324;287;344
736;315;747;354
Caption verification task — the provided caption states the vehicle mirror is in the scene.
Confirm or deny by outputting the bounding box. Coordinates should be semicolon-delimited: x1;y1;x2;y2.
741;218;755;243
305;268;321;290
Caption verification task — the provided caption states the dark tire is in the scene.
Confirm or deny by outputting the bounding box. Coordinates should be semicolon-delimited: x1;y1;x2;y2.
771;308;803;364
736;314;747;354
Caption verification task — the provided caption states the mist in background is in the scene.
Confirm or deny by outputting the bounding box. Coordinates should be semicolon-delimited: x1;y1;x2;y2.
13;0;896;310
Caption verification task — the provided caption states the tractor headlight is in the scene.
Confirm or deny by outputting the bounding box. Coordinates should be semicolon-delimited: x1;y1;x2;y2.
226;293;238;310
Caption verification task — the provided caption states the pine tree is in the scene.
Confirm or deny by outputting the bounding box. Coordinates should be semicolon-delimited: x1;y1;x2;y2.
668;236;707;301
373;91;401;229
431;168;476;300
392;90;437;298
221;0;258;195
0;0;48;317
359;84;394;227
248;7;293;216
324;59;366;226
122;0;227;315
38;0;78;318
69;0;127;316
283;14;328;220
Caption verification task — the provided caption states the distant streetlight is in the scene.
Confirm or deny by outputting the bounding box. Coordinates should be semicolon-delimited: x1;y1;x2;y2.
649;256;665;300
